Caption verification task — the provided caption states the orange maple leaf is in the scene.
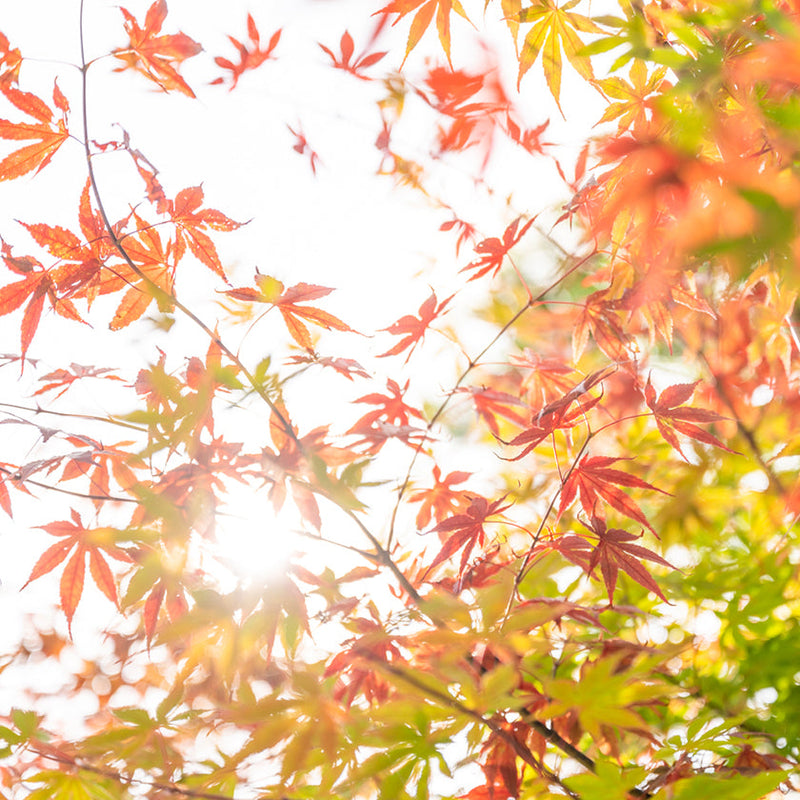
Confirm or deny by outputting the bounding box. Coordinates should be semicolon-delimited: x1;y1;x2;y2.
0;82;69;181
0;240;82;361
108;211;175;330
167;186;242;280
22;509;132;633
378;0;471;66
224;274;352;350
113;0;202;97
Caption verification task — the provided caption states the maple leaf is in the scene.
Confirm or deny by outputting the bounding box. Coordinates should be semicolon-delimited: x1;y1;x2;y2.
270;280;352;354
427;495;512;575
349;378;425;430
0;240;83;361
408;464;471;528
60;440;140;510
378;0;471;66
167;185;242;280
324;618;404;706
457;385;528;436
347;378;426;452
34;364;122;400
285;353;371;381
517;0;602;111
108;216;175;331
556;516;673;602
505;115;551;155
462;216;537;281
0;32;23;88
501;367;615;458
511;350;575;405
595;60;670;133
113;0;202;98
22;509;132;632
319;31;387;80
644;376;736;460
424;66;485;115
225;274;351;350
432;545;507;593
440;215;478;254
573;290;634;361
212;15;281;89
287;124;321;175
0;82;69;180
379;290;453;361
558;454;669;533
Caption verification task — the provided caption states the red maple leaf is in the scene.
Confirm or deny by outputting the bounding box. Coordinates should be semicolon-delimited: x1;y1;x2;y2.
556;517;673;603
287;124;321;175
559;455;669;533
462;216;537;281
440;215;478;254
0;241;82;361
457;385;528;436
349;378;425;429
427;495;512;575
324;617;404;706
379;290;453;361
319;31;387;80
113;0;202;97
0;32;22;88
212;15;281;89
108;211;175;330
644;376;735;460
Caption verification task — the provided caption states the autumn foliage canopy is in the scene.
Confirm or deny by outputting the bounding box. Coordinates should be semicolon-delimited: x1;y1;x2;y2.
1;0;800;798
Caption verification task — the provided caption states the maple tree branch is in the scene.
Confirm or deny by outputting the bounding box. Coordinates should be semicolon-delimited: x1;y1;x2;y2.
695;350;786;495
77;1;299;451
386;248;598;550
32;747;298;800
367;657;580;798
0;400;147;432
75;3;421;611
0;463;136;504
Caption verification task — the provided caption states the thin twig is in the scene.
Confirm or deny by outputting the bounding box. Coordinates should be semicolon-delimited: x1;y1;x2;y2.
386;248;597;549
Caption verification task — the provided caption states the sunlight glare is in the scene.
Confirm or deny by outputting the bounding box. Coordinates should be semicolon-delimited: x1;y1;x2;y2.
213;484;299;583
